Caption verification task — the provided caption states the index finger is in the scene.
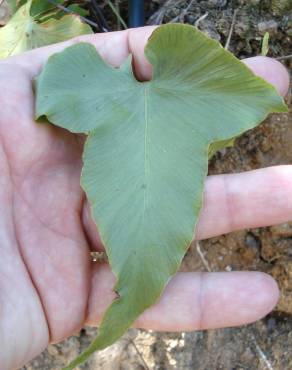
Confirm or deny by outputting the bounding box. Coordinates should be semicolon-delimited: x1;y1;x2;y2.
4;26;155;80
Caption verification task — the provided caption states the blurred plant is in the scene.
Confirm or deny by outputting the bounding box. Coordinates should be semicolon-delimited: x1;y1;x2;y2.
261;32;270;56
0;0;92;58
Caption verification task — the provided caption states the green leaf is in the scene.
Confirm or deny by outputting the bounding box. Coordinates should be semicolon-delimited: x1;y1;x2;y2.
0;0;92;59
33;2;88;22
67;4;89;17
261;32;270;56
208;137;236;158
6;0;64;16
30;0;65;19
35;24;287;369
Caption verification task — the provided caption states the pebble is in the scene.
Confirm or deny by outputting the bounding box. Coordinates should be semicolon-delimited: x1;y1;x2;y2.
258;20;278;35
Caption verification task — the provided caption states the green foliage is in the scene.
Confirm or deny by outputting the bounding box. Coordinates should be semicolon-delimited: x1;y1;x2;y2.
7;0;64;16
261;32;270;56
28;0;64;18
67;4;88;17
35;24;287;369
0;0;92;59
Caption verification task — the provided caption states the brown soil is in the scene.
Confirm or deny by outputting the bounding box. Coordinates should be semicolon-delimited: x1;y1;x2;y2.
7;0;290;369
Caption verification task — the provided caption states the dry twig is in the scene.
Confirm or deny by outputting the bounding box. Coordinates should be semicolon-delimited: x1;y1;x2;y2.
275;54;292;61
170;0;196;23
225;9;238;50
252;335;275;370
129;338;151;370
90;0;109;32
195;12;208;28
196;242;211;272
106;0;127;29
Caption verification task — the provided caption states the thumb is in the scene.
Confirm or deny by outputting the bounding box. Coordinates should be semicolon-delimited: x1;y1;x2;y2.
128;26;156;81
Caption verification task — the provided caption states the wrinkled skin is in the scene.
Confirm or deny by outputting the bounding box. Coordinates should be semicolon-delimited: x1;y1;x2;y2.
0;27;290;369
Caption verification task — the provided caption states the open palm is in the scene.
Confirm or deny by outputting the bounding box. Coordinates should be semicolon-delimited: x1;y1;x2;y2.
0;27;290;370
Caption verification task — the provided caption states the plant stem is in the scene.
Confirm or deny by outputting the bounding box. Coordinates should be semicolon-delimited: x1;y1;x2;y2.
106;0;127;29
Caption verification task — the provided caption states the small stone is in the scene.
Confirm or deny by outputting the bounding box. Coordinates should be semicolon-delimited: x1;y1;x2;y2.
267;317;276;332
258;20;278;35
47;345;60;356
186;15;196;24
245;232;261;252
234;21;249;36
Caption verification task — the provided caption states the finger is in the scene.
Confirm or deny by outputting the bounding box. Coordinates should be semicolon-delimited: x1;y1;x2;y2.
243;56;290;97
128;26;154;81
86;265;279;331
82;200;104;251
7;26;156;79
196;165;292;240
83;165;292;248
6;30;130;77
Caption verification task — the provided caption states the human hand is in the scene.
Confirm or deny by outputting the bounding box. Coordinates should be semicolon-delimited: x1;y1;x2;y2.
0;27;290;369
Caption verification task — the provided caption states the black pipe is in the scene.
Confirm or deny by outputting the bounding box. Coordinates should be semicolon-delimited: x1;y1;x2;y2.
129;0;144;28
